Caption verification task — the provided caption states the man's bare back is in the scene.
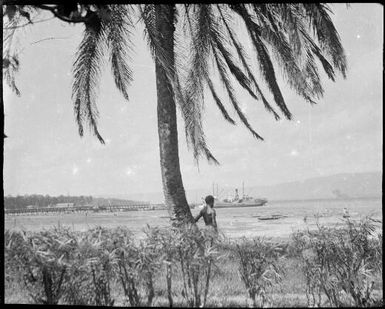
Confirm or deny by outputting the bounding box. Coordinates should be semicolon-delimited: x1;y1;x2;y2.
194;195;217;230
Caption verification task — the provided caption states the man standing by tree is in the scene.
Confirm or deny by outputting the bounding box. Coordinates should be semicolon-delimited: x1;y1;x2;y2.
194;195;218;232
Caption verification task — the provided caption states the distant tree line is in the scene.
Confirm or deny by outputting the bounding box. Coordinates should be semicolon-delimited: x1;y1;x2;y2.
4;195;94;210
91;197;149;207
4;195;148;210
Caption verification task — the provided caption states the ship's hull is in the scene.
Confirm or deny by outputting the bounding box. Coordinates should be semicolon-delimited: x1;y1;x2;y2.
214;199;268;208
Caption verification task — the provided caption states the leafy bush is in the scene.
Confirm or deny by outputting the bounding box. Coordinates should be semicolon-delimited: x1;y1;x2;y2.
105;225;161;307
144;224;223;307
144;225;178;306
5;227;77;304
292;217;383;307
73;227;118;306
231;237;284;307
5;230;29;279
6;220;381;307
175;225;223;307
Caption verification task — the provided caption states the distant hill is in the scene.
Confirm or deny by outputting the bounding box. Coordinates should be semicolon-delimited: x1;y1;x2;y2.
107;171;382;203
242;171;382;202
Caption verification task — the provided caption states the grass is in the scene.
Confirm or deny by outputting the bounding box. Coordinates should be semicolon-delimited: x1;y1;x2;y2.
4;274;30;304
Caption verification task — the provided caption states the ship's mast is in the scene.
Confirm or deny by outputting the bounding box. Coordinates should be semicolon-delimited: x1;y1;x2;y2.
242;181;244;199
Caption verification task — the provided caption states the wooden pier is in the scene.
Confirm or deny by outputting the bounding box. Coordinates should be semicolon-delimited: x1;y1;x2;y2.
5;203;168;215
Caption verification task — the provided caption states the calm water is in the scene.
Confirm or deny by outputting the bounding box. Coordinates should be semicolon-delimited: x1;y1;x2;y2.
5;198;382;240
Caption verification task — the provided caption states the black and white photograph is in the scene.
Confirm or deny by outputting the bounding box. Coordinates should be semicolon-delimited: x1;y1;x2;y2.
3;3;383;307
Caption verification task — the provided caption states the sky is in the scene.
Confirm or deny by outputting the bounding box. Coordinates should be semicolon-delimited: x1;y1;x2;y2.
3;3;383;200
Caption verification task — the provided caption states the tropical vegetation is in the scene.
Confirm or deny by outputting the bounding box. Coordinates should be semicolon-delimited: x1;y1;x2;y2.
5;217;382;306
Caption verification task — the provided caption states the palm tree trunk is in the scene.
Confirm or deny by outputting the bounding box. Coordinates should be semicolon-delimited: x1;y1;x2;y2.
154;4;194;224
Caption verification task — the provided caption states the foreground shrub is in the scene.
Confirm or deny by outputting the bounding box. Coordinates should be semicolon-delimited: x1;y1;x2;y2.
105;226;161;307
73;227;118;306
144;224;224;307
5;230;29;281
231;237;284;307
5;227;77;304
175;225;223;307
143;225;177;306
7;220;381;307
292;217;382;307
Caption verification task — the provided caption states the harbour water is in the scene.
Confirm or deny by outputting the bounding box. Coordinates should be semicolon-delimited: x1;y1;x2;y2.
5;197;382;240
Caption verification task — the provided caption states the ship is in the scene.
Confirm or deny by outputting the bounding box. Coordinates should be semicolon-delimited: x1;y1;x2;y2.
212;182;268;208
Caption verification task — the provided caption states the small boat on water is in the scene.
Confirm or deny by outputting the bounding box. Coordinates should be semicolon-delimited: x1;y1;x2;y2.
213;183;268;208
257;214;287;220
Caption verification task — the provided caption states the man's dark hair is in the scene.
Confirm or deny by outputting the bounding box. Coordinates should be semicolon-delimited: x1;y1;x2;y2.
205;195;214;205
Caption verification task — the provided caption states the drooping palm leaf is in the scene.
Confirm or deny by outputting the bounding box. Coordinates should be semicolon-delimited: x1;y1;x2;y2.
72;13;108;143
302;3;347;77
249;5;317;103
217;4;281;120
212;45;264;140
214;35;260;103
184;4;265;144
181;5;209;156
173;4;219;164
3;54;21;96
230;4;292;120
303;32;336;82
303;50;324;101
183;4;236;126
206;78;236;125
105;5;134;101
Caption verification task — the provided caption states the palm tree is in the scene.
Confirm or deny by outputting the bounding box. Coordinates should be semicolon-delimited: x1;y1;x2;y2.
3;4;347;225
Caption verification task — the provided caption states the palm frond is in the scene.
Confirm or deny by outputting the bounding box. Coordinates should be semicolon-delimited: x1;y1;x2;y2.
3;54;21;96
299;27;336;82
217;4;281;120
212;45;264;140
206;78;236;124
177;4;220;164
251;33;292;119
302;3;347;77
268;6;328;101
275;4;305;60
303;50;324;101
253;7;320;104
183;3;235;128
184;4;264;141
105;5;134;101
214;35;259;102
182;4;209;143
230;4;292;120
72;13;107;144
